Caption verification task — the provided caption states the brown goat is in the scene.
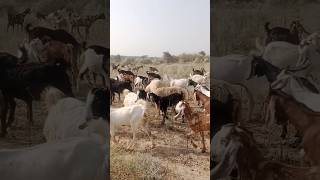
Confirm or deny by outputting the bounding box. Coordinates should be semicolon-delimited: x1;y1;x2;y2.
211;124;320;180
270;90;320;165
193;89;210;114
181;101;209;153
41;40;78;87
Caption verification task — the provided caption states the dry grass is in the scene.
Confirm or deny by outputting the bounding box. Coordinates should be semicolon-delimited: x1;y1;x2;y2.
211;1;320;56
111;145;171;179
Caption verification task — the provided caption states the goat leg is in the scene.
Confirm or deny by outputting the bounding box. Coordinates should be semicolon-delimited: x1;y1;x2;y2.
27;101;33;125
0;100;9;137
280;124;288;139
6;98;16;128
201;131;206;153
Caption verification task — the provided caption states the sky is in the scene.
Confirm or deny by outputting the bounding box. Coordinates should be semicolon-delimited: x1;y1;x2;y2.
110;0;210;57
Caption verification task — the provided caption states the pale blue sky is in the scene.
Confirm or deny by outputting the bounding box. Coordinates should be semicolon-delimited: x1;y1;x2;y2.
110;0;210;57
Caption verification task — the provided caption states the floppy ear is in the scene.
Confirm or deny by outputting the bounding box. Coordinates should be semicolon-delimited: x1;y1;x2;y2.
211;141;241;179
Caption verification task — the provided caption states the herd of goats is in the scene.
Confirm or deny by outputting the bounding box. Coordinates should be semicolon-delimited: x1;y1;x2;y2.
0;7;109;180
211;20;320;179
6;7;106;40
110;64;210;151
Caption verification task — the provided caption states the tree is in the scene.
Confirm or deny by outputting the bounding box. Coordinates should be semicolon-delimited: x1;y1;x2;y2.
162;51;178;63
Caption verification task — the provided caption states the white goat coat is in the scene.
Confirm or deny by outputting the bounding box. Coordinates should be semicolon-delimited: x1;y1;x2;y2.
190;74;207;85
78;49;105;77
123;92;138;106
262;41;299;69
271;70;320;111
110;102;146;139
0;137;106;180
170;79;189;88
196;84;210;97
43;97;88;142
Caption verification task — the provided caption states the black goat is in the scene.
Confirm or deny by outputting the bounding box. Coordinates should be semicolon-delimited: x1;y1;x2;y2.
146;71;161;80
192;68;205;75
0;61;74;137
137;89;147;100
110;79;132;102
118;69;134;76
211;94;239;140
148;92;183;125
188;79;198;87
264;21;309;45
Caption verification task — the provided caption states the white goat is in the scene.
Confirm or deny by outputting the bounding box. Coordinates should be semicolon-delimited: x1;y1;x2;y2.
43;87;108;143
78;48;107;89
122;89;138;107
195;84;210;97
0;136;106;180
174;101;185;122
110;99;150;146
170;78;189;88
189;74;207;85
145;78;165;93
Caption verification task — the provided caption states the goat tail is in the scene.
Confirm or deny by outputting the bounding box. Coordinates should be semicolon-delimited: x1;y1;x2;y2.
42;86;66;111
265;22;271;33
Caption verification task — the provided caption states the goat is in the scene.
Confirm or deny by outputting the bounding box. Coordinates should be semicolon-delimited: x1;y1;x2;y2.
110;99;150;146
137;89;147;100
269;90;320;157
189;74;207;85
170;78;189;88
20;39;77;87
149;66;159;72
194;89;210;114
25;24;81;64
174;101;186;122
0;62;73;137
78;46;108;88
7;8;31;32
211;124;320;180
122;89;138;107
111;63;120;71
118;69;134;76
43;87;109;142
110;79;132;102
134;75;149;89
146;71;161;80
180;101;209;152
148;92;183;125
192;68;205;75
0;136;107;180
132;65;143;73
265;21;309;45
152;86;188;100
195;84;210;97
70;13;105;39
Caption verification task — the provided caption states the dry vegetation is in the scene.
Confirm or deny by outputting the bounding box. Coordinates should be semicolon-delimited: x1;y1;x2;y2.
110;55;210;179
211;0;320;56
